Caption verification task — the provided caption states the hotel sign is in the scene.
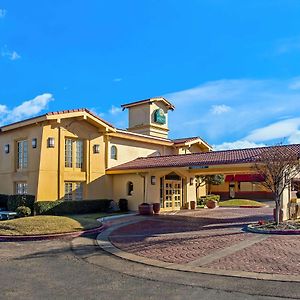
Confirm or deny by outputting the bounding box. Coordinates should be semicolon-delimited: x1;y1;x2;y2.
154;109;166;125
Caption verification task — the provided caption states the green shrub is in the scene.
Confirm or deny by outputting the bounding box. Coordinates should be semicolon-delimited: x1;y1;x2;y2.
16;206;32;217
118;198;128;212
7;195;35;213
34;199;112;215
197;194;220;206
0;194;9;209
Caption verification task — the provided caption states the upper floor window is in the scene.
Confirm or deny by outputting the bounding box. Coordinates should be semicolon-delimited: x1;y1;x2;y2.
76;140;83;168
65;138;83;168
17;140;28;169
111;145;117;160
16;182;28;194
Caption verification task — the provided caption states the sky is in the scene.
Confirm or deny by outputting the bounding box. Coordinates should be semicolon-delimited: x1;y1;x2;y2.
1;0;300;150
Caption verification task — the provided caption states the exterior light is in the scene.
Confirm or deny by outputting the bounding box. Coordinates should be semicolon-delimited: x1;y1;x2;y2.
151;176;156;185
93;144;100;153
32;138;37;148
4;144;9;154
47;137;55;148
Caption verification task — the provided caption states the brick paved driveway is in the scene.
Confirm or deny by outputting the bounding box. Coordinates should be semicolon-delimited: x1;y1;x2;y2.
109;207;300;276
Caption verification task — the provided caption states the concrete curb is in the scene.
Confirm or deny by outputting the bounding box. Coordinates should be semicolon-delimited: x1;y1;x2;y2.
247;224;300;235
0;225;105;242
96;219;300;283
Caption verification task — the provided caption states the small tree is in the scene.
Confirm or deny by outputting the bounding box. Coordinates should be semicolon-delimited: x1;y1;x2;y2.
196;174;225;195
252;144;300;225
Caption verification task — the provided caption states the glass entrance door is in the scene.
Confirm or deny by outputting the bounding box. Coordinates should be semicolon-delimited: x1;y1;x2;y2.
164;180;182;210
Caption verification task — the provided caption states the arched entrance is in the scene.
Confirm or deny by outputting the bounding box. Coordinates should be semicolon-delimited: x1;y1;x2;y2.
161;172;183;211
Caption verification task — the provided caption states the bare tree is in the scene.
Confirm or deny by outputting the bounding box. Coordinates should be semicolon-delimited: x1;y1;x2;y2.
252;144;300;224
196;174;225;196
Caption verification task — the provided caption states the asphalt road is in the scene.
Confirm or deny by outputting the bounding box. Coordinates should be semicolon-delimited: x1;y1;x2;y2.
0;234;299;300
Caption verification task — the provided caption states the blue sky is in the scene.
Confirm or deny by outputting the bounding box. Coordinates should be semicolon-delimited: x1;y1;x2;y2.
1;0;300;149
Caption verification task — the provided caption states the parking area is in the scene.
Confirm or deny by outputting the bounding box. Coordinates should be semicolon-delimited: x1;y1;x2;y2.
109;207;300;276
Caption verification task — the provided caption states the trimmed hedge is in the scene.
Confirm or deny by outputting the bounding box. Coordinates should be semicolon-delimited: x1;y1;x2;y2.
7;195;35;213
197;194;221;206
0;194;9;209
34;199;112;215
16;206;32;217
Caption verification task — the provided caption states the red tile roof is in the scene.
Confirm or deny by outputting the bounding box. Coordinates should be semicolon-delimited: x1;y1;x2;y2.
107;144;300;171
1;108;114;131
121;97;175;110
46;108;114;128
172;137;200;144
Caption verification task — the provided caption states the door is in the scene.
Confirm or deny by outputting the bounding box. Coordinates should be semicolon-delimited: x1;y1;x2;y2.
164;180;182;210
229;183;235;198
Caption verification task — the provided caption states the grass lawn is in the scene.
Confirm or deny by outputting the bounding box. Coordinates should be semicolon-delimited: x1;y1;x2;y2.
219;199;266;207
0;212;115;236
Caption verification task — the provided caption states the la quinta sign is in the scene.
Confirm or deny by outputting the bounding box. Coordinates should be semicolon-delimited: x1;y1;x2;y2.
154;109;166;125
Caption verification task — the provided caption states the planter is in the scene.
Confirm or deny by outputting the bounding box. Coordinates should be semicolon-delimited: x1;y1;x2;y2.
206;200;217;209
190;201;196;210
152;203;161;214
138;203;153;215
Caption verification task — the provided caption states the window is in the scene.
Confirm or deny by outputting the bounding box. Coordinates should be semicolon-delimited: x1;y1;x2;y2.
111;145;117;160
76;140;83;168
64;182;83;200
64;182;73;200
16;182;28;194
127;181;133;196
75;182;83;200
17;140;28;169
65;138;84;168
65;139;73;167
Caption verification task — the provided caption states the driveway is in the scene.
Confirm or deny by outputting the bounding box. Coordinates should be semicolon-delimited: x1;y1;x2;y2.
107;207;300;277
1;207;300;299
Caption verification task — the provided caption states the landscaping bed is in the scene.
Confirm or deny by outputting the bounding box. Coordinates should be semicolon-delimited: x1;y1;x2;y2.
219;199;266;208
248;220;300;234
0;213;107;236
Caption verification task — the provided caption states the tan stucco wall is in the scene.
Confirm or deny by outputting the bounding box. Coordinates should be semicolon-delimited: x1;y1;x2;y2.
0;124;43;195
37;119;109;201
108;136;173;168
111;168;203;210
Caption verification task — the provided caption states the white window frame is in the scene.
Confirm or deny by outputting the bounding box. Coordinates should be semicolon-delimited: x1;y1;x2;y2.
64;182;84;200
111;145;117;160
76;140;83;168
17;140;28;169
16;182;28;194
65;139;73;168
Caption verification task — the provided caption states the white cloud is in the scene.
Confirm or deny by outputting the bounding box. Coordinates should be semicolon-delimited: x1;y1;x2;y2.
165;77;300;146
214;140;265;151
245;118;300;142
1;93;54;125
210;104;231;115
0;9;6;18
113;78;122;82
288;78;300;90
109;105;122;115
1;46;21;61
0;104;8;114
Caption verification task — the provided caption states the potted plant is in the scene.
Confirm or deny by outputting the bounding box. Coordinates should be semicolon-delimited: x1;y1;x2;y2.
206;199;218;209
138;203;153;215
152;202;160;214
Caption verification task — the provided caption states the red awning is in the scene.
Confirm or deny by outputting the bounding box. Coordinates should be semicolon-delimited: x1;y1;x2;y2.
225;175;235;182
225;174;264;182
234;174;265;182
